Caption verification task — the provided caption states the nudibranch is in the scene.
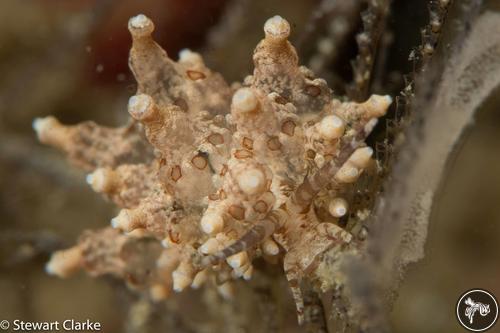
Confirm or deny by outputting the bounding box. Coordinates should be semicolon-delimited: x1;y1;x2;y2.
34;14;391;324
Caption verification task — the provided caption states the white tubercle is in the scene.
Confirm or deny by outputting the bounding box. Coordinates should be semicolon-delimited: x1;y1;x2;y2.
128;14;154;36
191;270;208;289
45;247;83;278
178;48;203;64
262;238;280;256
328;197;348;218
32;116;61;143
237;168;266;195
86;168;113;193
32;117;50;136
365;94;393;117
200;211;224;234
264;15;290;39
233;263;250;278
232;88;259;113
172;273;192;292
335;146;373;183
243;265;253;280
129;14;149;28
172;263;194;292
128;94;153;120
227;251;249;269
318;115;345;140
335;165;360;183
349;146;373;168
199;238;219;254
111;209;132;231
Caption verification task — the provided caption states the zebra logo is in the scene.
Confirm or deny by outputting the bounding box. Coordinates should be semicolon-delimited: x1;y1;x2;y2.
457;289;498;332
465;297;490;324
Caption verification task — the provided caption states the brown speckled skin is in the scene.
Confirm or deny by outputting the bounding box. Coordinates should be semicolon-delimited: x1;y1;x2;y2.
36;14;391;325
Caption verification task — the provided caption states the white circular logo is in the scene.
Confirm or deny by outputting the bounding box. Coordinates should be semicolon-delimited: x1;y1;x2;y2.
456;289;498;332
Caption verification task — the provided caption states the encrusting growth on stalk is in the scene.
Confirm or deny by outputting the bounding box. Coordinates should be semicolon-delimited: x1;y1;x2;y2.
35;14;391;325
